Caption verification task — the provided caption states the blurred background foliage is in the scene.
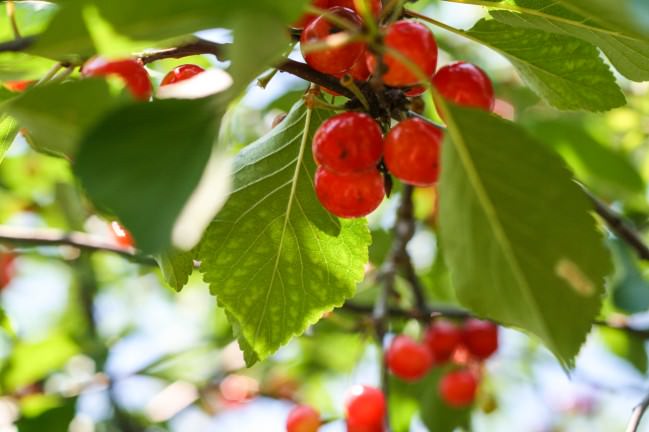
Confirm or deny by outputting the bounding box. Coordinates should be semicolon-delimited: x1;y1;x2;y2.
1;0;649;431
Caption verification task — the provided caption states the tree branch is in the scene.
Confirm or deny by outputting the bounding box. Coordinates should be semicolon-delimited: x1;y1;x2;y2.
0;35;35;53
0;225;157;266
584;189;649;261
626;392;649;432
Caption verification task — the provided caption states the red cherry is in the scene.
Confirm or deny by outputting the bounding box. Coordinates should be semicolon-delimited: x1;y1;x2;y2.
329;0;382;18
292;0;331;29
300;7;365;75
0;252;16;290
82;57;152;101
439;369;478;408
346;385;385;431
424;320;463;364
463;319;499;360
433;62;495;111
384;118;443;186
386;335;433;381
367;20;438;87
313;112;383;174
110;221;135;248
404;85;426;97
315;167;384;218
3;80;34;93
161;64;206;86
286;404;321;432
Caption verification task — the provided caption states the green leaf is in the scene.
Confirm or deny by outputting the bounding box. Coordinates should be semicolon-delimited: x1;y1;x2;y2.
2;332;79;392
490;1;649;81
526;119;645;198
609;239;649;314
599;326;648;373
438;105;611;366
559;0;649;41
17;397;77;432
466;19;625;112
74;97;220;253
199;102;370;364
30;0;307;60
157;249;195;292
4;80;118;158
0;115;19;165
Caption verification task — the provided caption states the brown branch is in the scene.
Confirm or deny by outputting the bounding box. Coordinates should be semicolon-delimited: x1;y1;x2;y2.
0;225;157;266
0;35;35;53
138;38;227;65
584;189;649;261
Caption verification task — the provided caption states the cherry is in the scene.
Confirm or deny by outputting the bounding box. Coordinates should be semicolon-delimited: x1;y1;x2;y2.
286;404;321;432
329;0;382;18
82;57;152;101
110;221;135;248
383;118;443;186
321;53;371;95
424;320;463;364
367;20;438;87
439;369;478;408
0;252;16;290
300;7;365;76
161;64;205;86
315;167;384;218
433;62;494;111
3;80;34;92
386;335;433;381
292;0;331;30
313;112;383;174
345;385;385;431
463;319;498;360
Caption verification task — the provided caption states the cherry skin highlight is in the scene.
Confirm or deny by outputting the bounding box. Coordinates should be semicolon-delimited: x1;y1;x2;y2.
315;167;384;218
329;0;382;18
367;20;438;87
463;319;499;360
345;385;386;431
433;62;495;111
110;221;135;248
286;404;321;432
384;118;443;186
439;370;478;408
313;112;383;174
425;320;463;364
82;57;152;101
292;0;331;29
161;64;206;86
386;335;433;381
300;7;365;76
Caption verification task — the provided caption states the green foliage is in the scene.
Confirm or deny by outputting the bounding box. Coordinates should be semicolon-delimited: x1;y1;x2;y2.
466;19;625;111
599;327;648;373
74;97;219;253
0;115;18;165
199;103;370;364
489;1;649;81
438;105;611;365
5;80;119;158
157;249;195;292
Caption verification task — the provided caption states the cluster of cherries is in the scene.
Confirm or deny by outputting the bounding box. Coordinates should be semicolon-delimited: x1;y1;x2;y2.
297;0;495;218
286;319;499;432
287;384;386;432
387;318;499;407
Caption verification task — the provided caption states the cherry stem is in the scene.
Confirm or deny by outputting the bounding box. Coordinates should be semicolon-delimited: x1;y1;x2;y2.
626;392;649;432
6;1;20;39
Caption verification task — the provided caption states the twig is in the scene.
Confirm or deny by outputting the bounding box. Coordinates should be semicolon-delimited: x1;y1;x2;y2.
6;1;21;39
0;35;35;53
137;38;226;64
584;189;649;261
626;393;649;432
0;225;157;266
